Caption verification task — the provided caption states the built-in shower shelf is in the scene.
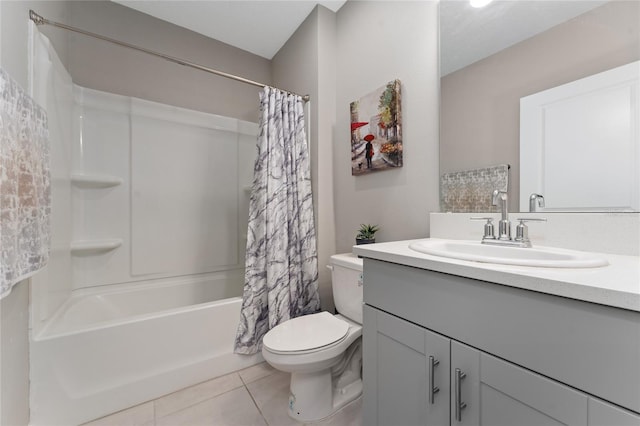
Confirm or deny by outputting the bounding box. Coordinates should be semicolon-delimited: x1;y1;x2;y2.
71;173;123;188
70;239;123;255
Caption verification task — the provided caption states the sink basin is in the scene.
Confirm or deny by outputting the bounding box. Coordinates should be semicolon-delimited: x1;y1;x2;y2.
408;239;609;268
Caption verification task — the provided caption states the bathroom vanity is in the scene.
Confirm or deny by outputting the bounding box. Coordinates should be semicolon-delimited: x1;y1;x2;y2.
354;240;640;425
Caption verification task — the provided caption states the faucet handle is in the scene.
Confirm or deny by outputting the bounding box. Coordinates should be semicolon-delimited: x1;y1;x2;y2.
470;217;496;240
514;218;547;243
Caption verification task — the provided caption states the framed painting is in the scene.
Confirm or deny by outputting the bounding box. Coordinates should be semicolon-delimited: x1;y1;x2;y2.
350;79;402;175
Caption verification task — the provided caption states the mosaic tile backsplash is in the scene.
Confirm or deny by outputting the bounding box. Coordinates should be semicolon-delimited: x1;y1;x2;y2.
0;67;50;299
440;164;509;213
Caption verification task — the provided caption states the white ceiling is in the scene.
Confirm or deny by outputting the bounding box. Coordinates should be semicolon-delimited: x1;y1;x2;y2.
112;1;347;59
112;1;610;69
440;0;610;75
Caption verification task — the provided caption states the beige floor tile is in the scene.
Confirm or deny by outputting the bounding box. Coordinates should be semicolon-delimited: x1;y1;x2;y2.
154;372;244;418
81;402;154;426
246;371;303;426
238;361;277;385
156;386;266;426
309;397;362;426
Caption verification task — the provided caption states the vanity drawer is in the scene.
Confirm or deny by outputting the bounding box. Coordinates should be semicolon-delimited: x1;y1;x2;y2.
363;258;640;413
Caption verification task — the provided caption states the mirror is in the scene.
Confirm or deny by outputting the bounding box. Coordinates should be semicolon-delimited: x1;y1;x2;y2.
439;0;640;212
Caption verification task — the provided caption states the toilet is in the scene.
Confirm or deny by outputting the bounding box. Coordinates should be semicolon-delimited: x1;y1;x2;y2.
261;253;364;422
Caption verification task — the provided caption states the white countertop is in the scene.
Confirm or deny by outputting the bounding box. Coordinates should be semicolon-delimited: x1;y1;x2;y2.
353;238;640;312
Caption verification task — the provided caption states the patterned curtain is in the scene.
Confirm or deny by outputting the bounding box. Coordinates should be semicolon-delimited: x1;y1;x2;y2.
234;87;320;355
0;67;50;300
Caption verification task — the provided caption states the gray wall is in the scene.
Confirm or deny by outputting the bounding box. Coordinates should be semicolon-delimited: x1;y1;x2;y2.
441;1;640;212
272;6;338;312
68;1;271;122
333;1;440;253
268;0;442;309
0;2;70;424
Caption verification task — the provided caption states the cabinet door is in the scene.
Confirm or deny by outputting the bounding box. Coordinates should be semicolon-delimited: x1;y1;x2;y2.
588;398;640;426
451;341;589;425
363;305;450;426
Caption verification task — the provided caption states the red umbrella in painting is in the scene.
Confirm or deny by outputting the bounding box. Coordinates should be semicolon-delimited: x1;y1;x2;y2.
363;134;375;142
351;121;368;132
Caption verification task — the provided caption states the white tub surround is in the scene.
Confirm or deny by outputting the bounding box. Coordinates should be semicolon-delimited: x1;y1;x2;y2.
30;28;259;334
65;87;257;290
28;88;260;425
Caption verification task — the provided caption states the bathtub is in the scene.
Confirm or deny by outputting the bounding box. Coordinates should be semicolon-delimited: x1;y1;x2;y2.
29;271;262;425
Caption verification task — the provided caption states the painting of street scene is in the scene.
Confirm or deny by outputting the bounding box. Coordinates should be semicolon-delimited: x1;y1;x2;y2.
350;79;402;175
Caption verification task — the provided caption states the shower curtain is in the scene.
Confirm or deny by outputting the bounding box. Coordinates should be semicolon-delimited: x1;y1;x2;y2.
0;66;51;300
234;87;320;355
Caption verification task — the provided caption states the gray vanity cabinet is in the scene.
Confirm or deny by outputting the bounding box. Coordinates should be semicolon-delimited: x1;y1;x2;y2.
363;305;450;426
451;340;589;426
362;258;640;426
364;304;591;426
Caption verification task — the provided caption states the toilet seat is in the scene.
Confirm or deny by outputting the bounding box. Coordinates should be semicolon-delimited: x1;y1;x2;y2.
263;311;349;354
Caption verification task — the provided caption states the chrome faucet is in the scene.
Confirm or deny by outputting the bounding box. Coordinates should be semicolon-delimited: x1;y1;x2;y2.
492;190;510;240
529;193;545;212
471;190;546;248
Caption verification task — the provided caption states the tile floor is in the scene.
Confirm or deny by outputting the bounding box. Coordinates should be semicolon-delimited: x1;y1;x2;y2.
83;362;362;426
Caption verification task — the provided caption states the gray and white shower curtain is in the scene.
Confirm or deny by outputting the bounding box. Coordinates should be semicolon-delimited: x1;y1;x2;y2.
234;87;320;355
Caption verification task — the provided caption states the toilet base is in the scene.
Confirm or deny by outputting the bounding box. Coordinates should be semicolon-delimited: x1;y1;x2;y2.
288;374;363;422
287;340;362;422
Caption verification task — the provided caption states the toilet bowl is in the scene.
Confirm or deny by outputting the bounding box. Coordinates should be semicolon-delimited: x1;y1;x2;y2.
261;253;363;422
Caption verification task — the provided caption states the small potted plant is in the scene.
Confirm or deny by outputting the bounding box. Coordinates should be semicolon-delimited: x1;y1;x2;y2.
356;224;379;245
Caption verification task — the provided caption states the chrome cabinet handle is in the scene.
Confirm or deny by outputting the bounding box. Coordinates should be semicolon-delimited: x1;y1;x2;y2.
428;356;440;404
455;368;467;422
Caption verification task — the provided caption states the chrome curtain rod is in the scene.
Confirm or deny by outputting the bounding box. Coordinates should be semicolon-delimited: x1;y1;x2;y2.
29;10;310;102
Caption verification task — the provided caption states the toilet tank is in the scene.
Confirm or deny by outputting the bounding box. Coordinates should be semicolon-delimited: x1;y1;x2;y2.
329;253;364;324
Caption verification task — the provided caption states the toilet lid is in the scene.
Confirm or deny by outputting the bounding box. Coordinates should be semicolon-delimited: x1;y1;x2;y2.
263;311;349;353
